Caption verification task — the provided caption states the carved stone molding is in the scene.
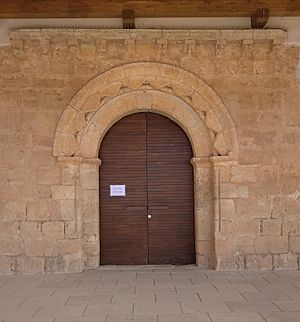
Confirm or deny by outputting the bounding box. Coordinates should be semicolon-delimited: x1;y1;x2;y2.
53;62;239;159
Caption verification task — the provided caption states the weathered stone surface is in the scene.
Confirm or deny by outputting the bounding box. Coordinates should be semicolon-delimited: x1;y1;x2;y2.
42;222;64;240
220;183;249;199
37;166;61;185
255;236;288;254
246;254;273;270
24;239;57;257
274;253;298;270
57;239;81;255
0;239;21;256
16;256;44;274
262;219;282;236
51;186;76;200
289;236;300;253
20;222;41;240
0;256;14;274
26;199;52;221
2;201;26;222
0;28;299;273
58;200;75;221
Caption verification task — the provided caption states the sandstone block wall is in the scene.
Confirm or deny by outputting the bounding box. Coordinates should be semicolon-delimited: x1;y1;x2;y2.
0;29;299;274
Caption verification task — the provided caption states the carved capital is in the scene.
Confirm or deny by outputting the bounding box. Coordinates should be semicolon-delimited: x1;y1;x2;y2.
58;156;101;167
190;157;212;168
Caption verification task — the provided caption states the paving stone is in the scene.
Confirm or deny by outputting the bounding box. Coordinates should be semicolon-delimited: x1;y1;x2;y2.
67;294;112;306
84;303;133;315
3;319;54;322
13;287;56;297
33;305;87;319
199;291;246;302
158;313;211;322
107;314;158;322
0;268;300;321
112;293;155;304
181;301;231;313
240;291;291;302
260;312;300;322
272;300;300;312
20;295;70;307
214;282;258;292
156;292;201;304
52;286;96;296
209;312;265;322
134;303;182;315
227;301;281;312
0;307;39;320
55;317;106;322
94;285;135;295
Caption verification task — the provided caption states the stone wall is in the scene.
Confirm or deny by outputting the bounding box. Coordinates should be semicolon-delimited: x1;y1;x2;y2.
0;29;299;274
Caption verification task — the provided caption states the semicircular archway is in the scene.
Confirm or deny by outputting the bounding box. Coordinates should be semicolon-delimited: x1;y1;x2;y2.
53;62;238;159
52;62;239;271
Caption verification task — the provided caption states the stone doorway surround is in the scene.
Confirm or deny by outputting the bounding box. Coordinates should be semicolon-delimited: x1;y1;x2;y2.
53;62;239;271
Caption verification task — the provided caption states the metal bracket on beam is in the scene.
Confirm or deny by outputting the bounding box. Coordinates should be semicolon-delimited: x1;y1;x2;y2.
122;9;135;29
251;8;269;29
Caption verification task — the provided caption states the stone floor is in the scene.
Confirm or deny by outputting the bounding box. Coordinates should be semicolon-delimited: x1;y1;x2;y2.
1;266;300;322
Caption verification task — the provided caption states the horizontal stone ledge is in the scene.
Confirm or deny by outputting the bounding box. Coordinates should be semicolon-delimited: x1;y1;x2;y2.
9;29;287;43
57;156;101;166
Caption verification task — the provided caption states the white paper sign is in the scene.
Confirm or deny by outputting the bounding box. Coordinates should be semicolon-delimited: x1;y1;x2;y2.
110;185;126;197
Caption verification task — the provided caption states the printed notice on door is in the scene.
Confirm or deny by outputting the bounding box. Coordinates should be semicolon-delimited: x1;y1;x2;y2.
110;185;126;197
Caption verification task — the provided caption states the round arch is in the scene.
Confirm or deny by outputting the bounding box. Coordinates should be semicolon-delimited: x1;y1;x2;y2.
52;62;239;271
80;90;213;159
53;62;238;159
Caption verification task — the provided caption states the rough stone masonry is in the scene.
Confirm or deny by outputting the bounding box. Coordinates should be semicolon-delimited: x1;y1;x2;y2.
0;28;300;274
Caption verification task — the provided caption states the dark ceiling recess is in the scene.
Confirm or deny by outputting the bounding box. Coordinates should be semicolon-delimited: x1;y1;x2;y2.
251;8;270;29
0;0;299;18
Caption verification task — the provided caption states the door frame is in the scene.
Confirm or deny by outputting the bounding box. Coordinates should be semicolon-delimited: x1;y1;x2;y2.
53;62;239;271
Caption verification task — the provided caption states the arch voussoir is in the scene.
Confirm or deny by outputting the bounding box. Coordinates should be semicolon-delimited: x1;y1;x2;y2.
53;62;238;159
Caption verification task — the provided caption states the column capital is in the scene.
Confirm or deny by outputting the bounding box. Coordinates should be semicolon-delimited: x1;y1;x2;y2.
58;156;101;166
80;157;102;166
190;157;212;168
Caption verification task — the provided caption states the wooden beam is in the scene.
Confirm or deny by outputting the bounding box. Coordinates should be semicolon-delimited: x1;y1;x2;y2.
0;0;299;19
251;8;270;29
122;9;135;29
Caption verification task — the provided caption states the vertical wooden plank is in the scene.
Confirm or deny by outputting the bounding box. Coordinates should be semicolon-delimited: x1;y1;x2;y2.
147;113;195;265
99;113;148;265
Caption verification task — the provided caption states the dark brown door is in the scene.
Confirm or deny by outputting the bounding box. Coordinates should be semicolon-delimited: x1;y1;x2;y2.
99;112;194;265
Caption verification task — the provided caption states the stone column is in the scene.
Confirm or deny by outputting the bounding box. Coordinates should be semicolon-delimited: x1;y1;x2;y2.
55;156;83;273
210;156;238;270
79;158;101;270
190;157;214;268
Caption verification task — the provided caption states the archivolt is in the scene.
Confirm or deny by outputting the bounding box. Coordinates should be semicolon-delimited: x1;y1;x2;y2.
53;62;238;158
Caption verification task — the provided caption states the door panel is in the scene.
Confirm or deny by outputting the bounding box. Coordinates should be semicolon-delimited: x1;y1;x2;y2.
99;113;148;265
146;113;195;265
99;112;195;265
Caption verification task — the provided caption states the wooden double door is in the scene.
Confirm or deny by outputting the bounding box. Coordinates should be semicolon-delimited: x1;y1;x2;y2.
99;112;195;265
